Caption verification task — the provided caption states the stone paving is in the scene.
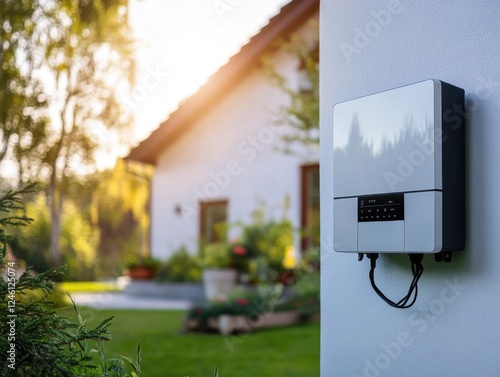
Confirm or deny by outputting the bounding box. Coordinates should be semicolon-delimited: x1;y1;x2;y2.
70;292;192;310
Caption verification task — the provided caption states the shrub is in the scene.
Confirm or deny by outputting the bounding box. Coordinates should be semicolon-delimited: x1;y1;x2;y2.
156;246;201;283
201;243;232;269
125;256;161;271
8;194;52;273
297;246;320;273
247;256;275;284
290;272;320;317
9;193;100;281
60;200;100;281
241;207;294;276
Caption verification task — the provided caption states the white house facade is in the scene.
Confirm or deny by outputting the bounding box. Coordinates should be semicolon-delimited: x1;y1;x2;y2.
128;0;319;260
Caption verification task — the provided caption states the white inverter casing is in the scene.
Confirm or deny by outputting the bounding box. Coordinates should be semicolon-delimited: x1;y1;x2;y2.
333;80;464;254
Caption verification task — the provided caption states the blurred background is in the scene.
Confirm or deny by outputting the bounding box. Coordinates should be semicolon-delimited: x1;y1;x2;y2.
1;0;299;279
0;0;319;375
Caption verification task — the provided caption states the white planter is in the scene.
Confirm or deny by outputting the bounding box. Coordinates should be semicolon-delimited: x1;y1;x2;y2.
202;268;237;300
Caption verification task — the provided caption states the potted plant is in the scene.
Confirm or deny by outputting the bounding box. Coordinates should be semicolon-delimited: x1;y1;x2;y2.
201;243;238;300
133;246;205;300
240;209;294;283
155;246;202;283
125;256;161;280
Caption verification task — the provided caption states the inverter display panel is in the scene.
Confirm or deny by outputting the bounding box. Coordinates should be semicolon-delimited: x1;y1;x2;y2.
333;80;465;253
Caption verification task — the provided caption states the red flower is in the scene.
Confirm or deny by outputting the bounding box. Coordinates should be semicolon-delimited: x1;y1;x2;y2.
233;246;247;256
193;307;202;314
235;298;248;306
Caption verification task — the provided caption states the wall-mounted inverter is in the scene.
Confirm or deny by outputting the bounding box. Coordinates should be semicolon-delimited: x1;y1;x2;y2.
333;79;465;254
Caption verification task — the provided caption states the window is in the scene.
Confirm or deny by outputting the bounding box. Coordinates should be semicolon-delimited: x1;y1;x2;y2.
199;200;228;243
301;164;320;251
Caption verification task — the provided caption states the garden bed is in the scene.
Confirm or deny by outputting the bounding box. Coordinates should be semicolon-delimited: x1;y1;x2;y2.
186;310;315;334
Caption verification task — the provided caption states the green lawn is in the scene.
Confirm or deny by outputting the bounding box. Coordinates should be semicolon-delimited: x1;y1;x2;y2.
57;281;121;293
58;308;319;377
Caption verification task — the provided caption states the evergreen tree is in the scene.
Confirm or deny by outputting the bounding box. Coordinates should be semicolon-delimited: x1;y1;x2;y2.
0;185;141;376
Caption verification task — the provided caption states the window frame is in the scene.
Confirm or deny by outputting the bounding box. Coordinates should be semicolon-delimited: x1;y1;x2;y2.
199;199;229;244
300;163;320;252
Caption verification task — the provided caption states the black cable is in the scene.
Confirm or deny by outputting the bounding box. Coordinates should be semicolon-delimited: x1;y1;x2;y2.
367;253;424;309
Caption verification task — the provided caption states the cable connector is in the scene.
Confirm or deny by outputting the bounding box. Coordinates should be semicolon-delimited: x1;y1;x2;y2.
367;253;379;269
409;253;424;264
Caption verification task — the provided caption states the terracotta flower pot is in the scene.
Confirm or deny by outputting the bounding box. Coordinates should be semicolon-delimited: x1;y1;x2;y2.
126;266;156;280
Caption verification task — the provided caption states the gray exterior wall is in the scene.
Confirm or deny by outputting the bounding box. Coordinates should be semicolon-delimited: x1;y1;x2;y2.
320;1;500;376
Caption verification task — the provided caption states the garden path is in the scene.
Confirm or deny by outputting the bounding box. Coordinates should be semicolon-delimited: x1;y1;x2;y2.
70;292;191;310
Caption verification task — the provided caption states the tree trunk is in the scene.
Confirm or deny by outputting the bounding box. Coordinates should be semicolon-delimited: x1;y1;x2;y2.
48;170;63;264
